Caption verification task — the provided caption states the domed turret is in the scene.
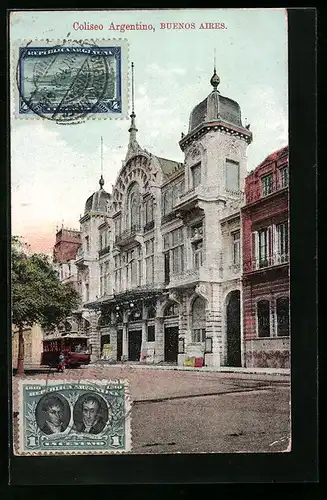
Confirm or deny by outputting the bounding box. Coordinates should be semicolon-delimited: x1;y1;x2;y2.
188;70;243;134
84;175;110;214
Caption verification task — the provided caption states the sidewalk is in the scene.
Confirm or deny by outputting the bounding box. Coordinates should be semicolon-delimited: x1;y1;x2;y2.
95;360;290;377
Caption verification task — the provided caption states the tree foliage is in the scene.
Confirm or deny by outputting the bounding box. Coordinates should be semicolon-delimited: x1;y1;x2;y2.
12;237;81;331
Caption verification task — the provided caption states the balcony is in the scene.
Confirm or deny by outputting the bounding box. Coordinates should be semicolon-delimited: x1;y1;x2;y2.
143;220;155;232
174;187;199;213
167;267;200;288
99;245;110;257
246;179;288;204
75;248;92;266
168;266;223;288
114;225;143;248
243;253;289;273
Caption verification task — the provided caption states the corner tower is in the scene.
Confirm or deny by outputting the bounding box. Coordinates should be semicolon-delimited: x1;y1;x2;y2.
179;68;252;200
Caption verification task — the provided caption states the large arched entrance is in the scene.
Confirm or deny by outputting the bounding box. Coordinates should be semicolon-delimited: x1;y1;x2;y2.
226;290;241;367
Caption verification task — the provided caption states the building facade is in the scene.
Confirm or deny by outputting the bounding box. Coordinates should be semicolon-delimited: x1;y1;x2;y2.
12;324;43;368
72;69;255;367
241;146;290;368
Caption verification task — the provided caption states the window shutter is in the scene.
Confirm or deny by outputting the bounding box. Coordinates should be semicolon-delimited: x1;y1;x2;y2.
252;231;258;269
268;226;273;264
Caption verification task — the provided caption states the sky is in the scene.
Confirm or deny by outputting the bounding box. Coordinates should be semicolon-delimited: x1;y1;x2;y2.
10;9;288;254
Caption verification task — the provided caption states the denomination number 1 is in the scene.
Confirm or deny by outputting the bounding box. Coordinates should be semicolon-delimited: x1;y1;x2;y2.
112;435;120;446
27;436;36;447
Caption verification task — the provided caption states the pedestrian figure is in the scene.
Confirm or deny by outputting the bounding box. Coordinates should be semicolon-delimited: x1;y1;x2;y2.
58;351;65;372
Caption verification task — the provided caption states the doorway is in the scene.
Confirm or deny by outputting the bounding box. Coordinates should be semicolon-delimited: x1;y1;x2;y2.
128;329;142;361
164;326;178;363
117;329;123;361
226;290;241;367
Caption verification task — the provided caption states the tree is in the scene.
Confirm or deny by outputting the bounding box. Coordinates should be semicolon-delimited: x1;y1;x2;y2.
11;237;81;374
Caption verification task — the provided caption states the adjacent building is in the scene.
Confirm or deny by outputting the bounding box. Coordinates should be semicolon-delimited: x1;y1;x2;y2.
12;324;43;368
241;146;290;368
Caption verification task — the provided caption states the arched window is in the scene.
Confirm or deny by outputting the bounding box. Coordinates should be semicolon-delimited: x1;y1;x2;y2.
257;300;270;337
276;296;289;337
128;183;141;230
192;297;206;342
164;302;179;317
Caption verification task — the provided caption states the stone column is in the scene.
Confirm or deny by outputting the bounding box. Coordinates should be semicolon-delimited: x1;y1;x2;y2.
122;310;129;359
89;312;101;363
154;317;164;363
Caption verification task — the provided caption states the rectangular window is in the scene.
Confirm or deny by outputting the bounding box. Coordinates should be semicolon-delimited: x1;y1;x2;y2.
131;258;137;287
191;162;201;188
174;181;183;204
145;238;155;284
258;228;269;267
146;256;154;283
165;229;185;276
257;300;270;337
163;188;173;215
85;283;89;302
276;221;289;263
193;241;203;270
147;325;155;342
225;159;240;192
276;297;290;337
261;173;274;197
145;198;154;224
232;230;240;265
85;236;90;252
279;166;289;188
164;251;170;284
114;218;121;237
192;328;206;343
100;264;104;296
163;233;170;250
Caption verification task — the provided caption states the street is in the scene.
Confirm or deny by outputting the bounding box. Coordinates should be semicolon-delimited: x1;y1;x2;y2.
12;364;291;454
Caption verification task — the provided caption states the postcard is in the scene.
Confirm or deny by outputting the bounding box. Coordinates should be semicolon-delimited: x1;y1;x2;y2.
10;8;291;458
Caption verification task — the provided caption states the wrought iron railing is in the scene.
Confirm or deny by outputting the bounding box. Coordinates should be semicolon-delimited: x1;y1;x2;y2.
246;179;288;204
243;252;289;272
99;245;110;257
115;225;142;245
144;220;155;232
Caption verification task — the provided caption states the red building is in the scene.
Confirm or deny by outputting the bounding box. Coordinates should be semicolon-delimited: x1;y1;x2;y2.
53;227;81;263
241;145;290;368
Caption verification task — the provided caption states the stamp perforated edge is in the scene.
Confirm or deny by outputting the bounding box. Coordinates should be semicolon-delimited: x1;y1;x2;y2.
10;38;130;123
15;378;132;456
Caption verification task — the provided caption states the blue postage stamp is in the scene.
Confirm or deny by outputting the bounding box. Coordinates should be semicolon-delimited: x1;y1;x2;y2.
16;379;132;455
14;39;128;123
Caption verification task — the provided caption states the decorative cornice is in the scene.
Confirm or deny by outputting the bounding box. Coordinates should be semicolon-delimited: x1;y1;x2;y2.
179;120;252;151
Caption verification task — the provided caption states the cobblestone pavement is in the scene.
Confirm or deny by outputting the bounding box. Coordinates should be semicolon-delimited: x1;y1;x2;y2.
12;364;290;454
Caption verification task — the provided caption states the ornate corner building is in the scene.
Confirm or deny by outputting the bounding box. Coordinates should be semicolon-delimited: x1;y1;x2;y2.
55;68;289;368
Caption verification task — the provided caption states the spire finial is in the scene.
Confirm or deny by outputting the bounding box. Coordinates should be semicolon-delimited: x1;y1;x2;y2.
99;136;104;188
131;62;135;115
101;135;104;174
129;61;138;138
210;50;220;92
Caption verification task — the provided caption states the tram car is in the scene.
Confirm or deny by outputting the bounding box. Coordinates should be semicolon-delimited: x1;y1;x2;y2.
41;336;91;368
